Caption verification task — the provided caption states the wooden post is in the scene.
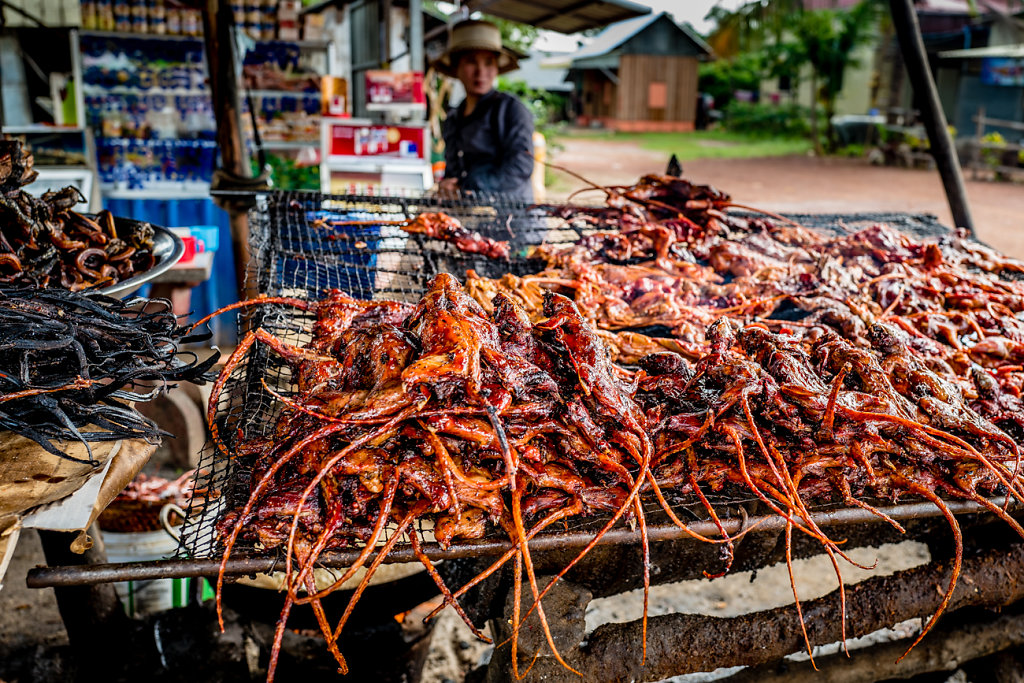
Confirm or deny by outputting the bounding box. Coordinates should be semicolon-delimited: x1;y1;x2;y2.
201;1;260;305
972;106;986;180
888;0;975;235
38;526;136;676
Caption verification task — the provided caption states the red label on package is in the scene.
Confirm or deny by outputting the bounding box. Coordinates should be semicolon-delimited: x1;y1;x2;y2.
328;123;426;159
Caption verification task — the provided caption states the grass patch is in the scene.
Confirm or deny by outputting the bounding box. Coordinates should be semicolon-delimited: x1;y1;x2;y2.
554;128;812;160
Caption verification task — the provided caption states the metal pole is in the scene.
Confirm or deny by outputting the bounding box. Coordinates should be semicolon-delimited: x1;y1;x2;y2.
26;497;1011;587
888;0;975;235
409;0;423;72
380;0;390;68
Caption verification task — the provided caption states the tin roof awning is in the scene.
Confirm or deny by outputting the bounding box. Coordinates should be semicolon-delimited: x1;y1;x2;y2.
542;12;713;68
465;0;651;34
939;43;1024;59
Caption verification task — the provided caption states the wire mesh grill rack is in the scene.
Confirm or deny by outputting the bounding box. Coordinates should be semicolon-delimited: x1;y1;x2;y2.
177;190;954;563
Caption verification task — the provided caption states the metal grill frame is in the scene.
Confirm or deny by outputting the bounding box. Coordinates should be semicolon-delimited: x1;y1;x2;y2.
176;190;958;570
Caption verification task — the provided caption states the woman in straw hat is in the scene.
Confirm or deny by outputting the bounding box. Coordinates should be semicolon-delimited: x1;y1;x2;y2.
434;19;535;202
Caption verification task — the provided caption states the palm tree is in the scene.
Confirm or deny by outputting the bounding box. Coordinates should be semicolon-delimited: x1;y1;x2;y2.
704;0;807;59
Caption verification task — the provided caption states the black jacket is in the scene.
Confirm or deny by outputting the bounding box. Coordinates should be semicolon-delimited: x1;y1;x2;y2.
442;90;534;202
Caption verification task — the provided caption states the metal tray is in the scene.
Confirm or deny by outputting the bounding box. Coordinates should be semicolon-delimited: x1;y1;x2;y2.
100;218;185;297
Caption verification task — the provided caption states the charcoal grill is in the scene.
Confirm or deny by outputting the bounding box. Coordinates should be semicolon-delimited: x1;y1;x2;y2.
27;191;1024;682
175;191;965;566
27;190;999;570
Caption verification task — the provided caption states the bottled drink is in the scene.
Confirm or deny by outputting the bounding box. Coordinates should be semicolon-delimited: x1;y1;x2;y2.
113;0;130;32
81;0;98;29
149;1;166;34
130;0;147;33
182;8;200;36
166;7;180;34
97;0;115;30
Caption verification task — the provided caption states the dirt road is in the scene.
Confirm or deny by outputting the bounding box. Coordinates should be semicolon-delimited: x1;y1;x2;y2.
548;137;1024;259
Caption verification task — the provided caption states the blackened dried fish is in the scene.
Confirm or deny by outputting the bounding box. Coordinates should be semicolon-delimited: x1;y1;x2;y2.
0;287;219;464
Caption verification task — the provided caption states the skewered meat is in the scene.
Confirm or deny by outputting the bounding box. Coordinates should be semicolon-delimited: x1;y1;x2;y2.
402;212;510;260
313;211;511;260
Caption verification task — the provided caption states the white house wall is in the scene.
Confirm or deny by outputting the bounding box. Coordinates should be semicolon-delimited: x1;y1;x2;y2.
389;6;411;72
832;42;875;115
759;42;876;117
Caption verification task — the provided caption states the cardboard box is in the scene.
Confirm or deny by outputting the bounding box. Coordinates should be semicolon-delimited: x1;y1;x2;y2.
303;13;325;40
321;76;348;116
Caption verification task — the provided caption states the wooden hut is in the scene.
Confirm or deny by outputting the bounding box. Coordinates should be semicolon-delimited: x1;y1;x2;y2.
551;12;713;132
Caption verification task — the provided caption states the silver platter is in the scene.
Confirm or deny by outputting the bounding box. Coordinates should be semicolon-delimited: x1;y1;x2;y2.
100;218;185;297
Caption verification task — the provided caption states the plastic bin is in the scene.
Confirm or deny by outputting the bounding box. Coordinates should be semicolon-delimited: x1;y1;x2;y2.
103;527;189;617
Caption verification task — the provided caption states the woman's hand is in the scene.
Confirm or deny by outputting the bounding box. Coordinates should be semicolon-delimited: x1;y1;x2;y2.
437;177;460;199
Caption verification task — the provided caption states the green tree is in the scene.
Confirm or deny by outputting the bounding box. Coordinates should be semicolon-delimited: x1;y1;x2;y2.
788;1;881;153
698;52;765;109
480;15;538;54
761;34;807;103
704;0;806;58
496;77;563;127
704;0;881;154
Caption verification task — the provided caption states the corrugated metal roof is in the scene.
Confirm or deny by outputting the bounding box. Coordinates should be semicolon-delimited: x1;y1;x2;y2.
507;51;574;91
924;0;1017;12
465;0;650;35
560;12;659;63
939;42;1024;58
540;12;713;68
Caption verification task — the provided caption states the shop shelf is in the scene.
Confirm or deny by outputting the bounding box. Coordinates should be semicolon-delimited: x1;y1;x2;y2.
79;29;203;43
79;29;330;51
245;89;322;98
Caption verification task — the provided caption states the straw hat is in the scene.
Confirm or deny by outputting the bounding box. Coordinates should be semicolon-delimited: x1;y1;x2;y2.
432;19;521;77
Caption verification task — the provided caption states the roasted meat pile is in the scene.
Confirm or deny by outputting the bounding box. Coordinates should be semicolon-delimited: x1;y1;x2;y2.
0;140;157;290
206;174;1024;679
313;210;511;260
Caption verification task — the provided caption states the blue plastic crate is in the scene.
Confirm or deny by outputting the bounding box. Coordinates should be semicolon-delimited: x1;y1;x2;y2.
284;209;383;298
